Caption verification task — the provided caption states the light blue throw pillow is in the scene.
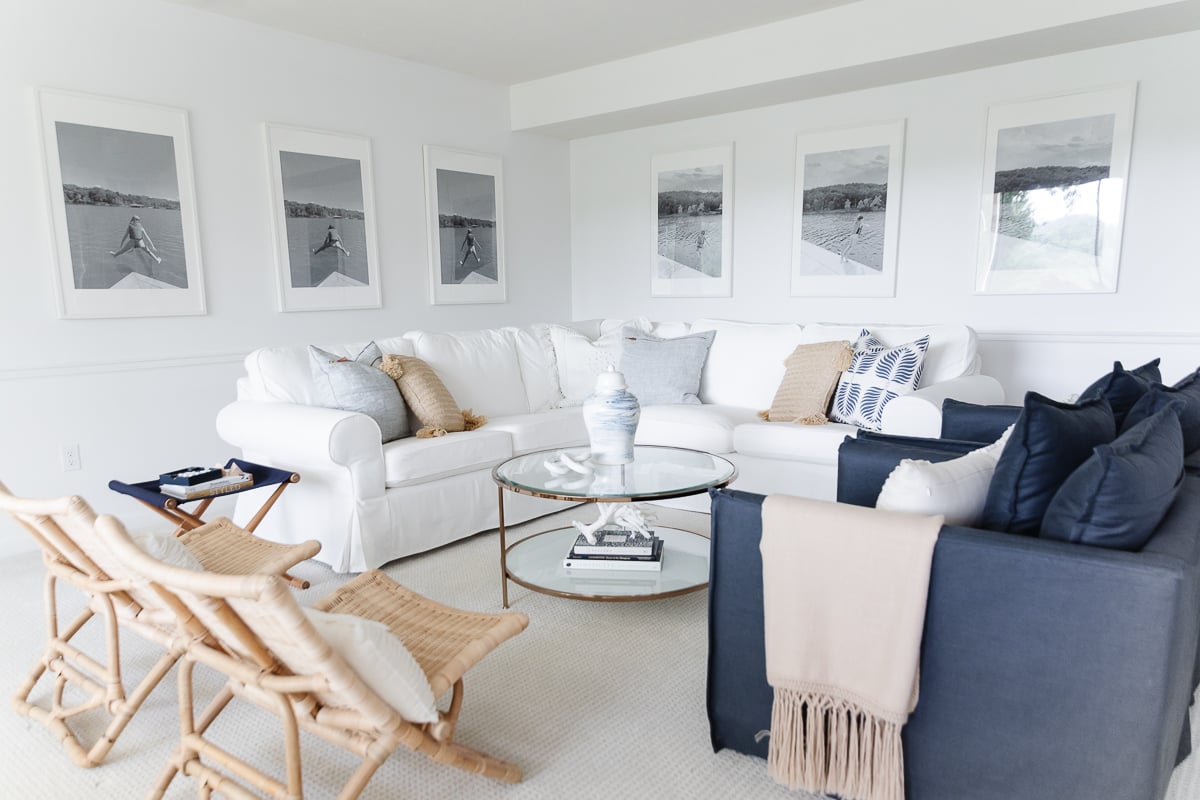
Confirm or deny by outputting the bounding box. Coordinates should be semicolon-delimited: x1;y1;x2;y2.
620;328;716;405
309;342;410;442
829;331;930;431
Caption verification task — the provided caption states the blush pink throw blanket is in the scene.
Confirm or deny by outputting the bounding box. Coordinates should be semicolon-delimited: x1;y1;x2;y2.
760;495;942;800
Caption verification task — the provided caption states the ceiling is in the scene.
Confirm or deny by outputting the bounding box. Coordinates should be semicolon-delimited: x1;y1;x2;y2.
160;0;855;84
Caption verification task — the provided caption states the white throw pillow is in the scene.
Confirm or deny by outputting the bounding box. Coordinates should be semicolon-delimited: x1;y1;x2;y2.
547;321;651;407
303;608;438;724
875;426;1014;526
830;332;930;431
131;531;203;571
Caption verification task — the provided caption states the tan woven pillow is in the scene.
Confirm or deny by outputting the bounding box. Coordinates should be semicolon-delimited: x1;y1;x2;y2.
762;341;854;425
379;355;485;438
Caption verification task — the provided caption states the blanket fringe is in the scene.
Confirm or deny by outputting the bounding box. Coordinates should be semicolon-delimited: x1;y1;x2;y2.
415;426;447;438
767;688;904;800
462;409;487;430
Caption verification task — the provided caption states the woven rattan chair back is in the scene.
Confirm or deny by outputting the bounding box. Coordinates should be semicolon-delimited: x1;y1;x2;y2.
94;512;529;800
0;481;183;768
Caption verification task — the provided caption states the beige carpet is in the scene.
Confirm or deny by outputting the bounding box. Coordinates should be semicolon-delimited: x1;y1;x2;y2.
2;505;1199;799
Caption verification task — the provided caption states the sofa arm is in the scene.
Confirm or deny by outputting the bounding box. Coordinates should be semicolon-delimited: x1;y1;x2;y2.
216;400;386;497
880;375;1005;437
835;434;982;507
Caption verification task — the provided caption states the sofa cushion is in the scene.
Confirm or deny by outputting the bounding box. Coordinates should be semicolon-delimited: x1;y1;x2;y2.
380;355;483;437
689;319;805;408
486;409;588;455
1123;368;1200;454
764;340;855;423
830;333;930;431
1078;359;1162;427
406;328;529;418
940;399;1022;443
383;429;512;488
875;427;1013;526
636;405;761;454
981;392;1116;536
309;343;410;443
511;325;562;413
621;328;715;405
734;420;860;465
546;321;650;407
801;323;978;387
1041;406;1184;550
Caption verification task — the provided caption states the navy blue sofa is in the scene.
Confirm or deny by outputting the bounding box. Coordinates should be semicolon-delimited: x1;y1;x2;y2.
707;426;1200;799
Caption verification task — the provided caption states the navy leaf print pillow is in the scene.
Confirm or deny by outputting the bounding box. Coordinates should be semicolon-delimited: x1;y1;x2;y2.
830;332;931;431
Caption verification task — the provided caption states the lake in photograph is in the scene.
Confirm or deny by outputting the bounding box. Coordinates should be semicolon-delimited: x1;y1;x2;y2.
285;217;369;287
64;204;187;289
439;226;497;284
657;213;722;277
800;209;885;272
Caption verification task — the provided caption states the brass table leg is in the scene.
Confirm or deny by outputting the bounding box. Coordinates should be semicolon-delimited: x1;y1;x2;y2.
498;486;509;608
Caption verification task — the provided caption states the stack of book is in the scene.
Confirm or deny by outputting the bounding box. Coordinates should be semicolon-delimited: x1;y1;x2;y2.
562;529;663;571
159;468;254;500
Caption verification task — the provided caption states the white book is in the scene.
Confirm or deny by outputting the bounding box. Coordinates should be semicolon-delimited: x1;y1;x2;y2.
563;552;663;571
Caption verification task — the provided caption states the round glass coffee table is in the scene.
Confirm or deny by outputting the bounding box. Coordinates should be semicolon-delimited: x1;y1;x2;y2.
492;445;737;606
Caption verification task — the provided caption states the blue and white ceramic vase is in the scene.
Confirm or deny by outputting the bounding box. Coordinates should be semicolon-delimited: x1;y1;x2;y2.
582;368;641;466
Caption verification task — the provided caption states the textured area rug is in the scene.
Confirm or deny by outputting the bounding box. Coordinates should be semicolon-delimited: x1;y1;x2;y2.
2;505;1199;799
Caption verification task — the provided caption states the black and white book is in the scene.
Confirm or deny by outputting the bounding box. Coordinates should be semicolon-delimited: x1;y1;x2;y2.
571;529;657;556
564;539;664;571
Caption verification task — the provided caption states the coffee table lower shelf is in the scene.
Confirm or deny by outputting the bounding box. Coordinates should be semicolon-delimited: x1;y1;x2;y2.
503;527;709;603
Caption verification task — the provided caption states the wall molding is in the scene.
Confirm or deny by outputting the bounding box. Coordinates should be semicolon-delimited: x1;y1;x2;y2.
0;350;247;382
977;330;1200;346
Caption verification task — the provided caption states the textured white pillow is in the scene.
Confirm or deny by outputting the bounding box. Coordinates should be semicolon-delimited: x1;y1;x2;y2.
303;608;438;723
875;426;1014;526
131;531;203;571
547;320;650;407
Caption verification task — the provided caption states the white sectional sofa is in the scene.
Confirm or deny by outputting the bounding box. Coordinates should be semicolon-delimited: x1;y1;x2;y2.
217;318;1004;572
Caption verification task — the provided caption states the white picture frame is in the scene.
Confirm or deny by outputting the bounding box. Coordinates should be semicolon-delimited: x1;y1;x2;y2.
265;124;381;312
423;146;506;305
790;121;905;297
651;145;734;298
975;84;1137;294
37;89;206;318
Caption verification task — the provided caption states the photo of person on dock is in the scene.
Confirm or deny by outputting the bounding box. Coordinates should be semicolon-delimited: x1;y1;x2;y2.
312;224;351;257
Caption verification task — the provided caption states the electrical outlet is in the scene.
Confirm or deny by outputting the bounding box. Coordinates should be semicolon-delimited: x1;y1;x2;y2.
62;444;81;472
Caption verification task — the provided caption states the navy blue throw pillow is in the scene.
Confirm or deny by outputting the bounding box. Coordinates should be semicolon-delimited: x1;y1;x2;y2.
1078;359;1161;427
981;392;1116;536
1041;406;1184;550
940;399;1022;443
1122;369;1200;454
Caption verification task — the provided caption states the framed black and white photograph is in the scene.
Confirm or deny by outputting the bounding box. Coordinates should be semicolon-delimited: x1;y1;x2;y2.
266;125;380;311
423;146;506;305
651;145;733;298
37;89;206;318
790;121;904;297
975;84;1136;294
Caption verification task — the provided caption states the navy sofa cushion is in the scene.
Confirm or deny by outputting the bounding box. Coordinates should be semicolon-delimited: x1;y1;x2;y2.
1124;369;1200;454
1041;406;1185;550
1078;358;1162;427
940;399;1021;443
981;392;1116;536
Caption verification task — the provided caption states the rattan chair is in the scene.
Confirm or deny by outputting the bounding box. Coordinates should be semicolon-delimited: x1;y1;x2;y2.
94;512;530;800
0;481;320;768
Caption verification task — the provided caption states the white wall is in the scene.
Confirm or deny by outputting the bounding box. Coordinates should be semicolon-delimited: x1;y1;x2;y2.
0;0;572;557
570;30;1200;399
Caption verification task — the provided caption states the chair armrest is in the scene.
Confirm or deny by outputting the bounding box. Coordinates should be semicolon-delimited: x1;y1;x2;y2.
836;435;979;507
880;375;1006;437
216;401;385;495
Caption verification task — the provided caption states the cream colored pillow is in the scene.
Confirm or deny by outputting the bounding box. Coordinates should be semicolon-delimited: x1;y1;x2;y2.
380;354;485;438
762;340;854;424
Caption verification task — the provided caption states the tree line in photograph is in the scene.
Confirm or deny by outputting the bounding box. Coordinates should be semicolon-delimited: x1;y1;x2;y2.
993;165;1109;194
658;190;722;216
438;214;494;228
62;183;179;209
803;182;886;213
285;200;364;219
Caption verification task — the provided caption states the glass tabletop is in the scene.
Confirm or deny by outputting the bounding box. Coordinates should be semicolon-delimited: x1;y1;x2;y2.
505;527;710;601
493;445;736;501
